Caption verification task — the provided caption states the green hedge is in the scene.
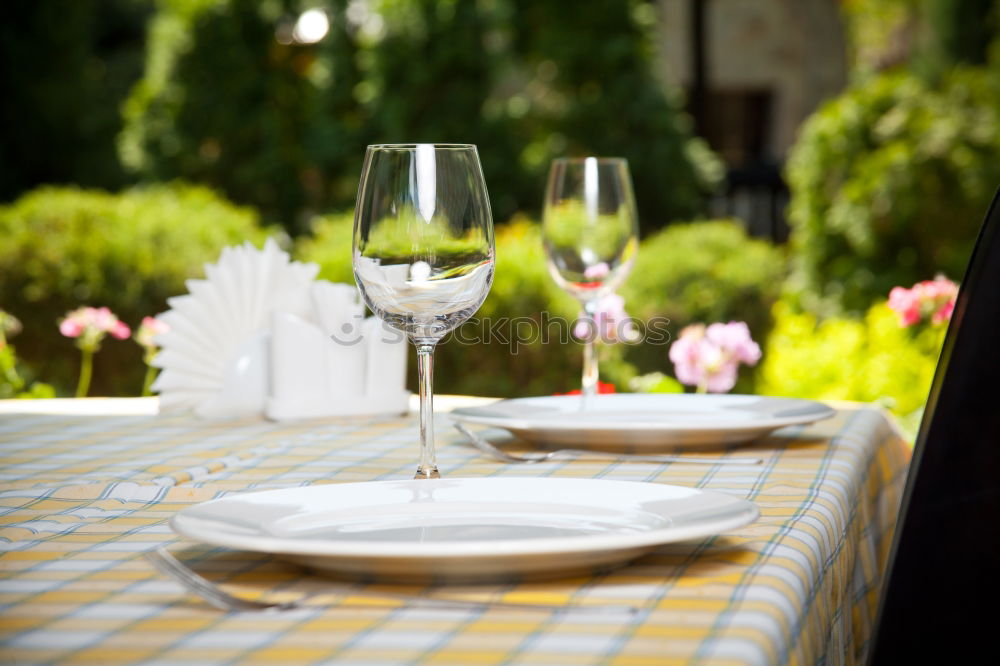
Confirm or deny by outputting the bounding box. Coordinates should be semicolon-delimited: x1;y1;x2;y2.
299;215;784;397
784;66;1000;316
757;300;945;439
0;183;268;396
1;188;782;399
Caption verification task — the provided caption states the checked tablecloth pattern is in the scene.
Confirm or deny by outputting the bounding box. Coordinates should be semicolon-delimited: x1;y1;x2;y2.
0;400;909;665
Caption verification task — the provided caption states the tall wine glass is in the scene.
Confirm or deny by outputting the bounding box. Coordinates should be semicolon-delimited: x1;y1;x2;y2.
353;144;495;479
542;157;638;398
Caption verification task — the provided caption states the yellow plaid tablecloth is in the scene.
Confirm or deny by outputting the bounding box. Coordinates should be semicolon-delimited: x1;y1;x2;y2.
0;399;909;665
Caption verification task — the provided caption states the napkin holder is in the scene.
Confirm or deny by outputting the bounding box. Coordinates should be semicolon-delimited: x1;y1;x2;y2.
266;284;409;420
152;240;408;421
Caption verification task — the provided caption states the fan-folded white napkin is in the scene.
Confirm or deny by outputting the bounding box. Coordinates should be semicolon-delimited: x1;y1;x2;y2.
151;239;409;420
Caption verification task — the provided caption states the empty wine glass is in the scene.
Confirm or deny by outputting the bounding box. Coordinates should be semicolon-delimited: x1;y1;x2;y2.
542;157;639;398
353;144;495;479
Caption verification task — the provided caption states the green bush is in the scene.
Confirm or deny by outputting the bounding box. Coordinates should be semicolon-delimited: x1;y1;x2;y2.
756;300;945;439
784;66;1000;316
0;183;268;396
298;216;783;397
616;220;786;392
295;210;357;283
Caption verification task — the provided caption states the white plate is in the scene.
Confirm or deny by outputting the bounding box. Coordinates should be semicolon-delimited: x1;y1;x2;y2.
450;393;835;450
170;478;759;583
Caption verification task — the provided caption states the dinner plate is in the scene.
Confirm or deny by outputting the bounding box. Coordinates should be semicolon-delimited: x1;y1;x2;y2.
170;477;759;583
450;393;835;450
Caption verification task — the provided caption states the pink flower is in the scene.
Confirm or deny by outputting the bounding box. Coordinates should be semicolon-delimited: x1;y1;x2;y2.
705;322;762;365
59;318;85;338
110;321;131;340
573;293;638;344
888;277;958;327
583;262;610;280
668;321;761;393
58;306;130;351
135;316;169;349
888;287;921;326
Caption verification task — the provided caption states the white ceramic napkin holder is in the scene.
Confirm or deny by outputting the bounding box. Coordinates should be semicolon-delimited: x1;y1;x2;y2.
266;283;409;420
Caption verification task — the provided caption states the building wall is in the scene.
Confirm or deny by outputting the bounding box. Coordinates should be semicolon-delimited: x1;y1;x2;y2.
656;0;848;160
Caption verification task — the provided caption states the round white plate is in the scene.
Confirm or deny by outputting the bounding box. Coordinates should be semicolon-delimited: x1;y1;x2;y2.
450;393;835;450
170;477;759;583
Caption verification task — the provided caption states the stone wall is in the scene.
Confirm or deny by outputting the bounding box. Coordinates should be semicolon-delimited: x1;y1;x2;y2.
656;0;848;160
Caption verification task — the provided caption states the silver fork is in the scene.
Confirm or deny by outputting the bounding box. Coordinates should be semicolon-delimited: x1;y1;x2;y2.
145;547;302;612
144;547;637;615
453;422;763;466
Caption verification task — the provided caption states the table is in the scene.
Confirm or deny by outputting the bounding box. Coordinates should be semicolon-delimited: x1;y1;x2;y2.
0;398;910;665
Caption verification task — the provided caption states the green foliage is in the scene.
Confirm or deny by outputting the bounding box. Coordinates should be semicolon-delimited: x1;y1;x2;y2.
917;0;998;78
358;209;490;261
298;216;782;397
0;0;150;201
0;312;55;399
840;0;916;74
442;218;581;397
504;0;722;231
121;0;718;233
617;220;786;391
0;184;268;396
840;0;999;79
543;200;635;260
121;0;344;234
627;372;684;394
757;301;945;439
296;210;357;283
0;346;56;400
784;67;1000;316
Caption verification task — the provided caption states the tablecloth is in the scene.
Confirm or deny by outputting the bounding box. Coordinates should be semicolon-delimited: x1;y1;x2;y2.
0;398;910;665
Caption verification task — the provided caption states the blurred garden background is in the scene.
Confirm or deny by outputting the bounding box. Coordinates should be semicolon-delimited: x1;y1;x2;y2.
2;0;999;437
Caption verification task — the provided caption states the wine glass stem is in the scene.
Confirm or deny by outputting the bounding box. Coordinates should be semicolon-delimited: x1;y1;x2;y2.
581;300;599;398
415;343;440;479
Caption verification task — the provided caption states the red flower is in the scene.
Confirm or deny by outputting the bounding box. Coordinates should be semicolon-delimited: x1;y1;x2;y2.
557;381;617;395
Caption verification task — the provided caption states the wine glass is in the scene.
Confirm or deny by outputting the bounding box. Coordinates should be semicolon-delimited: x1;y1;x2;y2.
542;157;639;398
353;144;495;479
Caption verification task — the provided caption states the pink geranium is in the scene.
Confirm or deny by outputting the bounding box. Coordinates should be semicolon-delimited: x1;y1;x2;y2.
58;306;131;397
573;293;638;344
888;277;958;327
668;321;761;393
59;306;130;347
135;316;169;350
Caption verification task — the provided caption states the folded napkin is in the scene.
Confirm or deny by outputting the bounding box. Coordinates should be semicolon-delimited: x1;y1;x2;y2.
152;239;408;420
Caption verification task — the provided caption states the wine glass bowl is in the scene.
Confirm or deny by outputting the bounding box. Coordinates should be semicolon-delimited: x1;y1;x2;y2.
353;144;495;478
542;157;639;397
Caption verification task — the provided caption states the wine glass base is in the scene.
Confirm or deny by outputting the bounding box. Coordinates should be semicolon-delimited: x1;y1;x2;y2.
414;466;441;480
